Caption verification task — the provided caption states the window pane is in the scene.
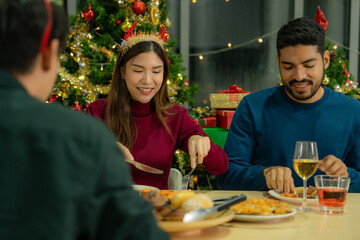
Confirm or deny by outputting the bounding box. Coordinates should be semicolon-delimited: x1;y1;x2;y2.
168;0;355;106
170;0;294;106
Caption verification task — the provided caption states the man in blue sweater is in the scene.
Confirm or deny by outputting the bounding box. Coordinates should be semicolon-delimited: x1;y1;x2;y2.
218;17;360;193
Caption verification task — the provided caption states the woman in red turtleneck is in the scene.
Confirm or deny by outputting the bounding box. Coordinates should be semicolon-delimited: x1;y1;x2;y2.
86;37;228;189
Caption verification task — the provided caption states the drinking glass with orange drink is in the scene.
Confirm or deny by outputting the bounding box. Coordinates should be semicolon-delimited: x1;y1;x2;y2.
293;141;319;211
314;175;350;214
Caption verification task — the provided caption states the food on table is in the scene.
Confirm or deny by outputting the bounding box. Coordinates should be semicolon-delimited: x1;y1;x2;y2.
280;193;298;198
140;188;158;194
181;193;214;212
170;190;196;209
138;189;176;200
232;199;293;215
159;190;176;200
280;185;317;199
140;190;214;221
298;185;317;198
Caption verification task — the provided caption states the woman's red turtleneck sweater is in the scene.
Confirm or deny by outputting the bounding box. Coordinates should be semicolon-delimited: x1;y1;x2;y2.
85;99;228;189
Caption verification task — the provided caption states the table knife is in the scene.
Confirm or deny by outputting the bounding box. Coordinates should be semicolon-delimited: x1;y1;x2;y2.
125;158;163;174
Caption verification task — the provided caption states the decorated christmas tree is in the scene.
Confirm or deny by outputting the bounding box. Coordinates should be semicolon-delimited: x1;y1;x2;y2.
323;43;360;99
315;6;360;99
51;0;198;109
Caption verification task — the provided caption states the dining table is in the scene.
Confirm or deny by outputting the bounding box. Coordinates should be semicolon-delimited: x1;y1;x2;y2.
168;190;360;240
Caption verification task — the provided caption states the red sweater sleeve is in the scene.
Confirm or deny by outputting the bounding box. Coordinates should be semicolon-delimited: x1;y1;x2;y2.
175;108;229;175
85;99;106;121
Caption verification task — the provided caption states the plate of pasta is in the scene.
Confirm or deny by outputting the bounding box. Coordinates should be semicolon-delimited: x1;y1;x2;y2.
232;199;296;222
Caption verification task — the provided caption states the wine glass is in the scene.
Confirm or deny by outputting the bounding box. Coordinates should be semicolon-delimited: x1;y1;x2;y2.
293;141;319;211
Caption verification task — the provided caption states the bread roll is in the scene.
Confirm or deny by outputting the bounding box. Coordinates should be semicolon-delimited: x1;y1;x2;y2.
181;194;214;212
170;190;196;209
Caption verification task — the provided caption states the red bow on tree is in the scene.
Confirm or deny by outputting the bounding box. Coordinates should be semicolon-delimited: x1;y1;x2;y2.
343;64;350;78
314;6;328;33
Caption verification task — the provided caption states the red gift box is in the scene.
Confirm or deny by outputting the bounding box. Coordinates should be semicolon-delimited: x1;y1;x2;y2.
216;110;235;129
194;116;216;128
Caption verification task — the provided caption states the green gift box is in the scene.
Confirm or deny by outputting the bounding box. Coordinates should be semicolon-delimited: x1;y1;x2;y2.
203;127;228;149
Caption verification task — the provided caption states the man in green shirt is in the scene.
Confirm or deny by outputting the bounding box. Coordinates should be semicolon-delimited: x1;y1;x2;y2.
0;1;169;239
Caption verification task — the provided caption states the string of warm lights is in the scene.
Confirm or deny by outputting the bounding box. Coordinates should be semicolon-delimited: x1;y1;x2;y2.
76;1;360;66
187;29;279;59
188;0;360;60
186;29;360;60
326;36;360;55
89;29;360;65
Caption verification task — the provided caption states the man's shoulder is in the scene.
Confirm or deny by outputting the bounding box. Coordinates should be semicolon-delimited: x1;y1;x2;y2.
243;86;281;106
33;102;113;141
246;86;280;99
327;88;360;104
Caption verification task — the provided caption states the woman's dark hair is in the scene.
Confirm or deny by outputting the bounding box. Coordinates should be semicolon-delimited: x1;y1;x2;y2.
276;17;325;57
105;41;172;149
0;0;68;74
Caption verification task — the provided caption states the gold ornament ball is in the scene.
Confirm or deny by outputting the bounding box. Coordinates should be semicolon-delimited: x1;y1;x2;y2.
137;15;145;23
121;20;133;32
322;75;330;85
165;18;171;28
334;84;343;93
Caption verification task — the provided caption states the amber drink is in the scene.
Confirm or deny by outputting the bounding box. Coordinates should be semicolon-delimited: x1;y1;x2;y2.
293;159;318;179
293;141;318;211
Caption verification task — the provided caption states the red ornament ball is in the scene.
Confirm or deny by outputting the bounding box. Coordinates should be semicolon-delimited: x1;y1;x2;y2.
115;19;121;25
71;102;83;111
84;6;94;21
132;1;146;15
49;94;58;103
185;79;189;87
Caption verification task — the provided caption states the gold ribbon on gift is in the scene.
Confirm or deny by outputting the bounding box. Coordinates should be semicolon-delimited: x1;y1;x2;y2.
192;106;215;118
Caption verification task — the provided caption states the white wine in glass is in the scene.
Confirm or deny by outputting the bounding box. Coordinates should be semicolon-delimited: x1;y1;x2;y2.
293;141;319;211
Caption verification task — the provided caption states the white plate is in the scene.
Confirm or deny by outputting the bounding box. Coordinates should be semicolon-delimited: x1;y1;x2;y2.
268;190;318;205
132;185;160;192
234;209;296;222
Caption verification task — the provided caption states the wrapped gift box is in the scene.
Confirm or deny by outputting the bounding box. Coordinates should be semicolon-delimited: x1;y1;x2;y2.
194;116;216;128
216;110;235;130
210;93;249;109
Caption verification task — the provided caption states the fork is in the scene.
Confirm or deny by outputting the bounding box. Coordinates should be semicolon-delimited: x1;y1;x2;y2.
182;163;197;190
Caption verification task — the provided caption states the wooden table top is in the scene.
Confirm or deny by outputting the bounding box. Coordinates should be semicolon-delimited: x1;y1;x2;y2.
169;191;360;240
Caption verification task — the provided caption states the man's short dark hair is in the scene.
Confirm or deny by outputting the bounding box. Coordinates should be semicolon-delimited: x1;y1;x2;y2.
276;17;325;57
0;0;68;74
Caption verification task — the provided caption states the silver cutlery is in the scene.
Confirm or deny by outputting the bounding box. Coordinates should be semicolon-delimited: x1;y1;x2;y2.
182;163;197;190
183;194;247;223
124;159;163;174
